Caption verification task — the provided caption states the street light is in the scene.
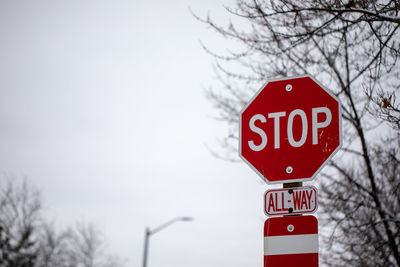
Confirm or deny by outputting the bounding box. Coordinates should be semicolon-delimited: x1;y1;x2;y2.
142;216;193;267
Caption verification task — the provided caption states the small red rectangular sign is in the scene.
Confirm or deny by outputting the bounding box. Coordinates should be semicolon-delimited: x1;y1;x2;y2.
264;215;318;267
264;186;317;216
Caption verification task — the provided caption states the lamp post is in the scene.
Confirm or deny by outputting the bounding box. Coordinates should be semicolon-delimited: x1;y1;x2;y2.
142;216;193;267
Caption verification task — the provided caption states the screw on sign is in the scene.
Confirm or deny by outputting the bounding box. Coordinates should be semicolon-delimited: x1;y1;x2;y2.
264;215;318;267
239;75;342;183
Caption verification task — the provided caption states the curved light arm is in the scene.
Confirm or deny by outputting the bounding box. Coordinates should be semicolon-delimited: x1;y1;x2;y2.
142;216;193;267
149;217;193;235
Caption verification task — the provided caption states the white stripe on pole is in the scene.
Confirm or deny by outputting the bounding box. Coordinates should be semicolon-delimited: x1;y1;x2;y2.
264;234;318;255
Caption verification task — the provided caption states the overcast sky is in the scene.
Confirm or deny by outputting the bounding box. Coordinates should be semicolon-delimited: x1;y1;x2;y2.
0;1;273;266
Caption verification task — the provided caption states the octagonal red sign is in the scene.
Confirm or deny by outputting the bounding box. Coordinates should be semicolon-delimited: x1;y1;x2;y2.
240;75;342;183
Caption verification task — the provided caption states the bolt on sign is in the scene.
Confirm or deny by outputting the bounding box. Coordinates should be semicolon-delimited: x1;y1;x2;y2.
264;186;317;216
264;215;318;267
239;75;342;183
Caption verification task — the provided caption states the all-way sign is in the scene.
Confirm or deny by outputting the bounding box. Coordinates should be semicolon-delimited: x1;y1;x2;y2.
264;186;317;216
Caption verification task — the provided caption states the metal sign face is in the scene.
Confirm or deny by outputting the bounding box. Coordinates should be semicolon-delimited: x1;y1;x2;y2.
264;215;319;267
239;75;342;183
264;186;317;216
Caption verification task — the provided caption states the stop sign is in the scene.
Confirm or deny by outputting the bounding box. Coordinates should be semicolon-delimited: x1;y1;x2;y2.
240;75;341;183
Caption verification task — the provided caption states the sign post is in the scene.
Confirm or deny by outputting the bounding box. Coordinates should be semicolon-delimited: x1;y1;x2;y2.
264;216;318;266
239;75;342;267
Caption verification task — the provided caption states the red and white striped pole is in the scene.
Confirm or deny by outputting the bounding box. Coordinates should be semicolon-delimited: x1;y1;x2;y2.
264;215;318;267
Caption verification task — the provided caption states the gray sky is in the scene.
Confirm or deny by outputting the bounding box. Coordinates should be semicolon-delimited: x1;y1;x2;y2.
0;1;267;266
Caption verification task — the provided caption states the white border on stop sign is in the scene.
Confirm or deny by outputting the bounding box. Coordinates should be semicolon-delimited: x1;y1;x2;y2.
239;74;343;184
